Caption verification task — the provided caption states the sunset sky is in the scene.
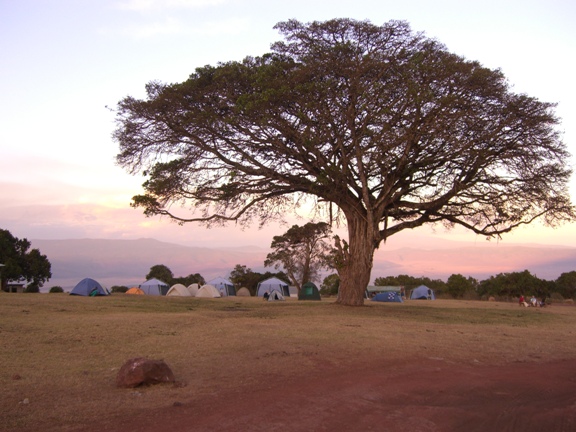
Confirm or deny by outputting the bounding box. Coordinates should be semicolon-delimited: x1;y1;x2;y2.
1;0;575;251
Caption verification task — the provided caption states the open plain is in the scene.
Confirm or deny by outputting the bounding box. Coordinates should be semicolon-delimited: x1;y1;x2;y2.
1;293;575;431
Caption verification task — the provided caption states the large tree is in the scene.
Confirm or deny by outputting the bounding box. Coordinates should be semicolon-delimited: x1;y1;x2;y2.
264;222;332;290
114;19;575;306
0;229;52;292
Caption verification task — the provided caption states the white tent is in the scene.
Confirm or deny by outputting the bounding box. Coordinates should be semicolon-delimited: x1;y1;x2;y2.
268;290;285;301
167;284;191;296
187;283;199;297
257;277;290;297
196;284;221;298
237;287;251;297
139;278;169;296
206;277;236;297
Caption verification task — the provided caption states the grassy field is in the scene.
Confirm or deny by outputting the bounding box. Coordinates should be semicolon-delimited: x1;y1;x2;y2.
1;292;575;431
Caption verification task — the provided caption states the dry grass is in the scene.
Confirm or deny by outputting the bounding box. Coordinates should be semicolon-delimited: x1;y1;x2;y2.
1;293;575;431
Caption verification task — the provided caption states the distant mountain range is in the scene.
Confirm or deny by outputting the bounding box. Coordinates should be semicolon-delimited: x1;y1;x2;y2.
31;238;270;291
30;237;576;291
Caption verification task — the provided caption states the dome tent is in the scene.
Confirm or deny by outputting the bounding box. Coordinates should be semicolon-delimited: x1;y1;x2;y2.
257;277;290;297
70;278;109;296
372;291;403;303
206;277;236;296
268;290;286;301
139;278;169;296
126;287;144;295
187;283;199;296
237;287;251;296
410;285;435;300
298;282;321;301
167;284;191;296
196;284;221;298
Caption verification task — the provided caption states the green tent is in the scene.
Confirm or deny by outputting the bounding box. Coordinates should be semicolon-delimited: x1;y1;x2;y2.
298;282;321;301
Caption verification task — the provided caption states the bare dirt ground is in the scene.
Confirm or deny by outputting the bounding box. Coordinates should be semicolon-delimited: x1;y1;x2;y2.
81;357;576;432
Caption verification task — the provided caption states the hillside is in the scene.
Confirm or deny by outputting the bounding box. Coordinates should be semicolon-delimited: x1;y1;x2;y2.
31;238;269;291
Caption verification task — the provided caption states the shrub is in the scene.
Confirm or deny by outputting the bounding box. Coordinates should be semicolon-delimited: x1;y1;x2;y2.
111;285;128;293
550;292;565;304
49;286;64;293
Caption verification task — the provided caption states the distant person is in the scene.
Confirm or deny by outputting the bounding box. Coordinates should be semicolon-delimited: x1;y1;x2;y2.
530;295;537;307
263;291;269;300
540;296;546;307
427;289;432;300
519;295;525;306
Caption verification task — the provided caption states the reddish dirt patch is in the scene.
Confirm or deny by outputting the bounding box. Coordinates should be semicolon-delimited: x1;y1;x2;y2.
81;358;576;432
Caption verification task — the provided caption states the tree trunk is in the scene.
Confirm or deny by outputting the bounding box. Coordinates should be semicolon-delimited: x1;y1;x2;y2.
336;216;376;306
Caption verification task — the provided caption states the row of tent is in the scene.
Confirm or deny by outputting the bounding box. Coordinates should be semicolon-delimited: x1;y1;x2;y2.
69;276;322;300
370;285;436;303
69;277;240;298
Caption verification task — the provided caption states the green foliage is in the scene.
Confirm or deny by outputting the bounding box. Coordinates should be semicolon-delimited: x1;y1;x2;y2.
145;265;205;287
146;264;174;284
229;265;261;295
478;270;547;299
320;273;340;296
555;271;576;299
0;228;51;291
49;286;64;293
446;274;478;299
24;284;40;293
110;285;128;293
172;273;205;287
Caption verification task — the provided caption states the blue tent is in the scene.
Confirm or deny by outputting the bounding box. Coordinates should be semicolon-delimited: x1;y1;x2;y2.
206;277;236;297
371;291;403;303
410;285;435;300
70;278;109;296
139;278;169;296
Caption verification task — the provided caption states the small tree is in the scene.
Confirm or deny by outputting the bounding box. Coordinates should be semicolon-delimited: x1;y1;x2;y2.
111;285;128;293
554;271;576;300
229;264;261;295
145;264;174;285
320;273;340;296
446;274;478;299
264;222;332;290
0;229;51;292
49;286;64;293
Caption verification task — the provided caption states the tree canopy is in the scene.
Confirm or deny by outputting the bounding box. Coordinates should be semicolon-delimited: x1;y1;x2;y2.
114;18;575;306
0;229;52;292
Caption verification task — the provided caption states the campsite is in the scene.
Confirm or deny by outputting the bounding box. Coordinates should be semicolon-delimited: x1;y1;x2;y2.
2;292;576;431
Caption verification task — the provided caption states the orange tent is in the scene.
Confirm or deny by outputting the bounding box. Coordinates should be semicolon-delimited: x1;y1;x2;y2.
126;287;145;295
